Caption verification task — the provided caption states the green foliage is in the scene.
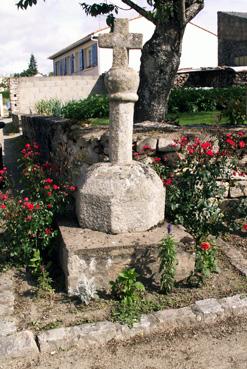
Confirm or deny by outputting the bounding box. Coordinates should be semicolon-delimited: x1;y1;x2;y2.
159;231;176;294
17;0;42;9
221;97;247;125
62;95;109;120
168;87;246;114
1;90;10;100
0;142;76;290
110;268;145;326
110;268;145;305
35;99;63;117
81;2;118;29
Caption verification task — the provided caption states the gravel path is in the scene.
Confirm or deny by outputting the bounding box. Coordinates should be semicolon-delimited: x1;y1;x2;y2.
1;317;247;369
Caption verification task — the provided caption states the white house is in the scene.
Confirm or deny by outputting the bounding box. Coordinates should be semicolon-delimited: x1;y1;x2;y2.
49;16;218;76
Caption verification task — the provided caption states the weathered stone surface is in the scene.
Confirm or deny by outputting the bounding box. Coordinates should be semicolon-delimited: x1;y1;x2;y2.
0;320;16;336
38;321;119;352
158;138;180;152
59;220;194;295
154;307;199;331
229;180;247;198
76;161;165;234
0;331;39;359
220;294;247;316
218;238;247;276
192;298;224;323
137;137;157;152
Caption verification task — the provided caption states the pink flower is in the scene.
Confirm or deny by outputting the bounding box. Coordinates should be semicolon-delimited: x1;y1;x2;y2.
47;192;52;197
53;184;60;190
25;143;31;149
47;204;52;209
44;185;50;190
24;197;29;201
187;146;195;155
25;215;32;222
24;202;34;211
237;131;244;137
68;186;77;192
0;204;6;209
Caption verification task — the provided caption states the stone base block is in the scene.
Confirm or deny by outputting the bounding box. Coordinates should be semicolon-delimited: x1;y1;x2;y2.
59;220;195;296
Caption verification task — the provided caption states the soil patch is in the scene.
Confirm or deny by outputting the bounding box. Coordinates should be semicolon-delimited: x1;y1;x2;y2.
14;249;247;333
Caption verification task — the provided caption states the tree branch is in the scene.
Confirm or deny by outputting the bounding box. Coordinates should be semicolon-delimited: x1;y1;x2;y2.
185;0;204;24
121;0;156;23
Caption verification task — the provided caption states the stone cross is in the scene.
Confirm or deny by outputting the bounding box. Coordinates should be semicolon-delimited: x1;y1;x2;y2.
98;19;143;164
98;18;142;68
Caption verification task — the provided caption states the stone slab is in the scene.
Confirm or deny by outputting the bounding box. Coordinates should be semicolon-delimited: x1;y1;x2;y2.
59;220;195;295
0;331;39;359
0;320;16;336
192;298;225;323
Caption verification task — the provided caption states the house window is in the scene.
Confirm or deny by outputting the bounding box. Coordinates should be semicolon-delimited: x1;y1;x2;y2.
64;58;67;75
85;44;98;68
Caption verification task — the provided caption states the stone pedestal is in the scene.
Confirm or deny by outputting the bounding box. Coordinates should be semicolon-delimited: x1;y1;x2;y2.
59;220;195;296
76;161;165;234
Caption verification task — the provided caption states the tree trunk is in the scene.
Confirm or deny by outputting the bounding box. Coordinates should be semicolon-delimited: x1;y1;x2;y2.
134;23;185;123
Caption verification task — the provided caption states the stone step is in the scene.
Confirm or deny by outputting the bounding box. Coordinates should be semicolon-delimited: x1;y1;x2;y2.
59;220;195;296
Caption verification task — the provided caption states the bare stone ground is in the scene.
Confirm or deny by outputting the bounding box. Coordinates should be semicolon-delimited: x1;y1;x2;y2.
1;317;247;369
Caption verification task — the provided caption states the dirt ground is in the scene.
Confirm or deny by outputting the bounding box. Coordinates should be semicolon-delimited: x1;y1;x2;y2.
14;250;247;333
2;316;247;369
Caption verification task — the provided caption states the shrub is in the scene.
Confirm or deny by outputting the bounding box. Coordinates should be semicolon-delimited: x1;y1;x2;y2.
159;224;176;294
220;97;246;125
62;94;109;120
35;99;63;117
0;143;76;289
168;87;246;114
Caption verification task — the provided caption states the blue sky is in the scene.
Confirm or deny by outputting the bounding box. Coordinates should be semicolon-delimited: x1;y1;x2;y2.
0;0;246;75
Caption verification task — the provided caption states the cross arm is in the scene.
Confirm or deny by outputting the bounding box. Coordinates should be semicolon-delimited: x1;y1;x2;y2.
121;0;156;24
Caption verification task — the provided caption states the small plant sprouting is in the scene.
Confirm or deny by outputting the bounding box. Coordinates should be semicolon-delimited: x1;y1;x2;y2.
77;276;98;305
159;224;176;294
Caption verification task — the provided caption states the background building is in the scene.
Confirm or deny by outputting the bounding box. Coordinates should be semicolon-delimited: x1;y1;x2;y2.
218;12;247;66
49;16;218;77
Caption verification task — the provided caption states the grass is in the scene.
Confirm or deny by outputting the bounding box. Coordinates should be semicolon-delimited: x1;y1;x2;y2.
81;112;247;127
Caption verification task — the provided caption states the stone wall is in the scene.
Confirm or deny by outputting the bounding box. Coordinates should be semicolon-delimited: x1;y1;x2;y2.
175;69;247;88
10;75;106;115
218;12;247;66
21;115;247;200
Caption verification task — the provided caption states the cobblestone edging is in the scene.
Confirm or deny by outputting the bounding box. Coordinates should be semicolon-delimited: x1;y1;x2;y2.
1;237;247;360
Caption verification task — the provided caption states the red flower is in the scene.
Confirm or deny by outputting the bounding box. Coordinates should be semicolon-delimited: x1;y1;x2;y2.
24;202;34;211
68;186;77;192
143;145;151;150
187;146;195;155
45;228;52;235
25;143;31;149
239;141;246;149
44;178;53;184
226;138;235;147
25;215;32;222
0;204;6;209
36;204;40;209
53;184;60;190
226;133;232;138
47;204;52;209
242;224;247;231
163;178;173;186
0;193;8;201
44;185;50;190
205;150;214;157
47;192;52;197
201;141;212;150
200;242;211;251
153;157;161;163
237;131;244;137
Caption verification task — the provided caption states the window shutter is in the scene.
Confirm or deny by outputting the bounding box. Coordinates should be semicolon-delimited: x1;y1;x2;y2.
92;44;98;66
59;60;63;76
64;58;67;75
80;49;84;70
70;54;75;74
